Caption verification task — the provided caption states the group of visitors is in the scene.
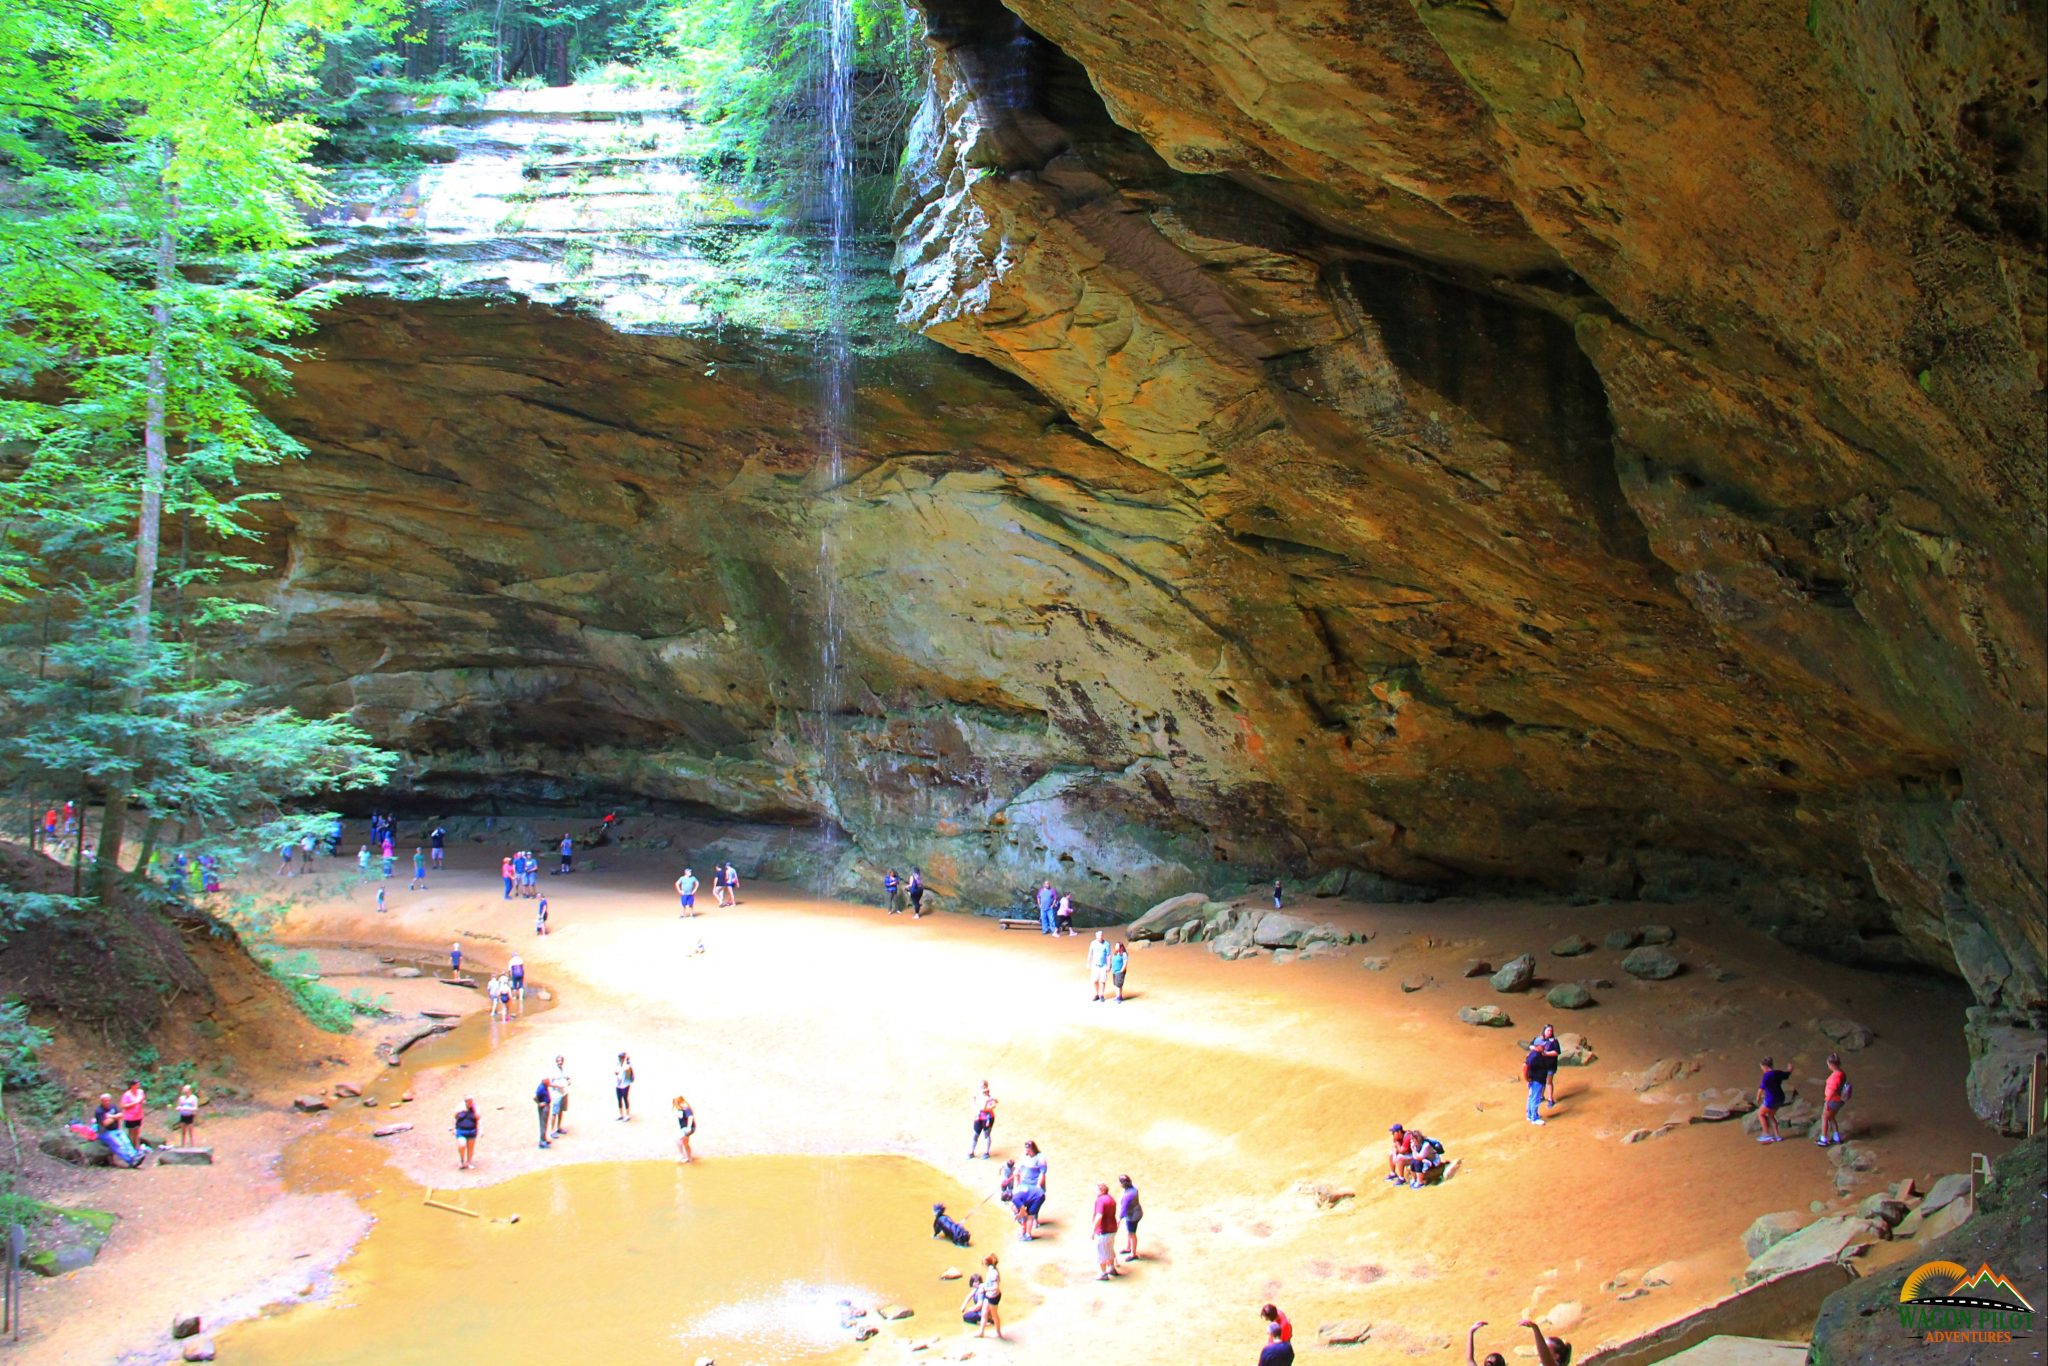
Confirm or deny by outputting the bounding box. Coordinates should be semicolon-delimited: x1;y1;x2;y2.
1383;1123;1446;1188
85;1081;201;1167
882;868;926;916
958;1253;1004;1337
501;851;542;899
1755;1052;1853;1145
1522;1024;1561;1124
1085;931;1131;1002
1468;1321;1573;1366
1031;880;1076;935
485;956;526;1020
674;863;742;915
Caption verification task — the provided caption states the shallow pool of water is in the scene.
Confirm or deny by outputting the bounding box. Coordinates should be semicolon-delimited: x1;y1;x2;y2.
223;1154;986;1363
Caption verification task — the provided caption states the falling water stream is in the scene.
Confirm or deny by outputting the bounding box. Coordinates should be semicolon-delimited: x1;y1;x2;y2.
808;0;857;831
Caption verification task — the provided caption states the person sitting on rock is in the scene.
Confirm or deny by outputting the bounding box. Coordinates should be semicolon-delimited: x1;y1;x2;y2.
1384;1124;1416;1183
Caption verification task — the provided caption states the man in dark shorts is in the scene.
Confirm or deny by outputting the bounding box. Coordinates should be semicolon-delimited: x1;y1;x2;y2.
1755;1056;1791;1143
429;825;446;868
970;1082;997;1158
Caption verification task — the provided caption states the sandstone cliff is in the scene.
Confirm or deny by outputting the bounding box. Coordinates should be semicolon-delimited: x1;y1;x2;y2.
226;7;2042;1100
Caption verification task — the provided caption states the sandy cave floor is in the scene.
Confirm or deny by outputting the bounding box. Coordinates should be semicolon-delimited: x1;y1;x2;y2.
11;838;2004;1365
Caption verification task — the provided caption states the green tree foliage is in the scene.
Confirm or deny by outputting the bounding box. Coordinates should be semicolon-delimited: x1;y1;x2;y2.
0;0;402;904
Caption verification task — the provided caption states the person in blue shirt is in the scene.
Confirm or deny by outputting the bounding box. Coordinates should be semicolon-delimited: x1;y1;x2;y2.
1755;1056;1792;1143
1036;880;1056;934
1109;941;1130;1002
1259;1321;1295;1365
884;869;901;914
454;1097;479;1170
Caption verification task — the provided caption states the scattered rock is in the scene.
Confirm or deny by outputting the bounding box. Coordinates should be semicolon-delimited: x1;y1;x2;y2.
25;1244;100;1276
37;1135;112;1168
1621;946;1681;980
1617;1287;1648;1301
1550;935;1595;957
402;1089;416;1103
1642;1262;1682;1288
939;1267;962;1280
1490;954;1536;993
1911;1198;1973;1243
876;1304;913;1321
1817;1018;1875;1050
1360;957;1391;971
1556;1033;1596;1067
1254;912;1342;949
1308;1183;1355;1209
1743;1095;1818;1137
1318;1320;1373;1346
1400;975;1434;993
172;1313;203;1339
850;1324;877;1341
419;1009;462;1020
1603;929;1641;951
1828;1143;1877;1173
1742;1215;1886;1283
293;1095;330;1113
1919;1173;1972;1216
1858;1196;1910;1228
1622;1123;1681;1144
1270;948;1297;965
156;1147;214;1166
1544;1303;1584;1332
389;966;422;979
1545;983;1594;1010
1457;1005;1512;1027
362;1097;379;1108
333;1081;361;1098
371;1124;413;1138
1601;1268;1641;1292
181;1337;217;1362
1638;925;1677;945
1634;1058;1687;1091
1462;960;1494;978
1743;1210;1809;1258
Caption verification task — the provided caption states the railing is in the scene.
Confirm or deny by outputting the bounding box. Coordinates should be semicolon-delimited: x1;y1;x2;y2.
3;1220;22;1339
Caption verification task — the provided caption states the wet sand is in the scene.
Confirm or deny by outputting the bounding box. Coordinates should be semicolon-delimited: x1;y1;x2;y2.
20;841;2003;1363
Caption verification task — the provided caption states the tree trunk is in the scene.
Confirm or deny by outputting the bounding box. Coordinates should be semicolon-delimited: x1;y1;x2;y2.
96;205;175;903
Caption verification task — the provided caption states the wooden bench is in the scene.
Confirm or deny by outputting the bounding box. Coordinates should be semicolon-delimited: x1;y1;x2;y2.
997;918;1039;931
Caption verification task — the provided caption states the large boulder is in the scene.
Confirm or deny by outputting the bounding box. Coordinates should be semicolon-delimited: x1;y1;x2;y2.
1490;953;1536;992
1743;1210;1809;1258
1128;892;1208;940
1253;912;1330;948
1457;1005;1512;1027
1741;1215;1886;1284
1817;1018;1875;1050
1964;1008;2046;1135
1550;934;1596;957
1622;946;1681;980
1546;982;1594;1010
37;1135;112;1168
1602;929;1641;951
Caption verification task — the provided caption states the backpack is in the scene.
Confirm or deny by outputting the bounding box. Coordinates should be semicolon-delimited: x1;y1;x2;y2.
1839;1079;1852;1101
1419;1136;1446;1157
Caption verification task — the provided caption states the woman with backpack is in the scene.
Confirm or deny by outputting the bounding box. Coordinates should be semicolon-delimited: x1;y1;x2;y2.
1818;1053;1851;1147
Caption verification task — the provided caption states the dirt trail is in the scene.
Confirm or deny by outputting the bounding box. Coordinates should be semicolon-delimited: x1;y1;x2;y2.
13;843;2000;1364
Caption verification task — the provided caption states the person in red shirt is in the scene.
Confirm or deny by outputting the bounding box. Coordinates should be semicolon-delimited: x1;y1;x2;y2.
119;1080;147;1149
1262;1303;1293;1343
1384;1124;1416;1183
1092;1182;1119;1281
1819;1053;1850;1147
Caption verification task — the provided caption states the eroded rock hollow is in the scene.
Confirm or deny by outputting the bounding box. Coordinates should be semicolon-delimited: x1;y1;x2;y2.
231;2;2044;1097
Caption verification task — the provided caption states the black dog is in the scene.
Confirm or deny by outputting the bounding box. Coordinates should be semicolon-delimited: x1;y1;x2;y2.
931;1202;972;1247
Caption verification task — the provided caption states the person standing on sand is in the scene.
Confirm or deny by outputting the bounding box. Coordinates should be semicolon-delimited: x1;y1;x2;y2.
1012;1139;1047;1239
673;1094;696;1162
376;886;387;915
676;868;699;917
359;844;372;873
536;895;549;936
1522;1036;1556;1125
455;1097;479;1170
615;1053;635;1120
119;1079;147;1150
502;854;515;900
1037;880;1056;934
450;942;462;976
1259;1321;1295;1366
907;868;923;917
1092;1182;1120;1280
976;1254;1003;1339
278;842;294;877
381;837;395;878
558;834;574;875
1117;1174;1142;1260
1055;891;1074;936
884;868;901;914
430;824;445;869
1088;931;1112;1001
549;1055;571;1138
1110;940;1130;1002
1755;1057;1791;1143
1272;878;1284;911
508;954;525;1013
1534;1025;1563;1108
410;847;427;890
533;1076;554;1149
176;1084;199;1146
1818;1053;1850;1147
723;862;740;905
970;1081;997;1159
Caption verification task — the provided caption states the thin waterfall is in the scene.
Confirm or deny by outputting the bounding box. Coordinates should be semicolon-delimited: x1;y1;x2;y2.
809;0;857;836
